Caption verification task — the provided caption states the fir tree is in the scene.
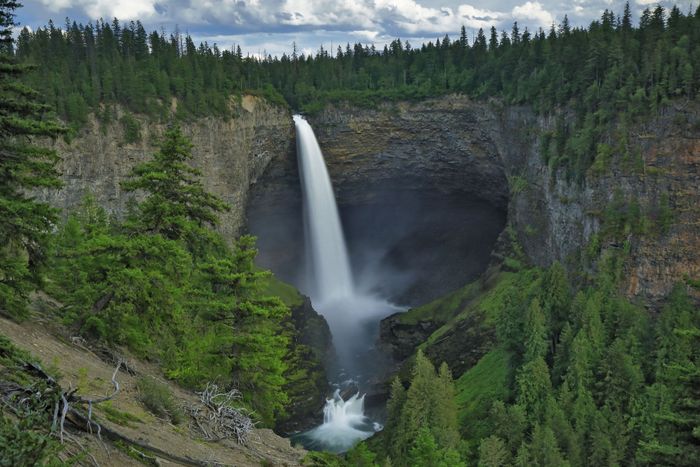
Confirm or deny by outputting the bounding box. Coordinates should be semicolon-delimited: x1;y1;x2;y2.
0;0;64;318
122;124;229;244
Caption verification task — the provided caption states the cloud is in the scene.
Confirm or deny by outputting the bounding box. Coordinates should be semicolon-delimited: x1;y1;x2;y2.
511;1;554;27
373;1;503;33
38;0;158;20
20;0;697;57
32;0;504;35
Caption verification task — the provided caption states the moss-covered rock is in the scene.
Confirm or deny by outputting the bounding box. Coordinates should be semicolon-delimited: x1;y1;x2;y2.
266;275;332;435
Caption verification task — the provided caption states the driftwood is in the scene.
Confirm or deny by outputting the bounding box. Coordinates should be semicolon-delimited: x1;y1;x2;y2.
188;383;255;444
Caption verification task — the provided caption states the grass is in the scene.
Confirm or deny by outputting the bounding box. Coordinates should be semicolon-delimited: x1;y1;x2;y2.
262;274;304;308
136;377;185;425
455;348;513;446
423;271;538;346
397;280;481;326
100;401;143;427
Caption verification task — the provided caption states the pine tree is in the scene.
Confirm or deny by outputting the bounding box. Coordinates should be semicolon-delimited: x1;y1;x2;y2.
122;124;229;244
194;235;290;424
524;298;548;362
478;435;509;467
516;357;552;420
529;423;570;466
385;351;463;466
386;377;408;461
0;0;64;318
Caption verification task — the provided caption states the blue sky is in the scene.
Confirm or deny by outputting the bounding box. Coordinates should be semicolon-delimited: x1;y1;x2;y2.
20;1;695;57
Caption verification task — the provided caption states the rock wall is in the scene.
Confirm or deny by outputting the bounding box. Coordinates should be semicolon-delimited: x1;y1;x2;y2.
497;104;700;305
36;95;293;241
309;97;509;208
306;96;699;306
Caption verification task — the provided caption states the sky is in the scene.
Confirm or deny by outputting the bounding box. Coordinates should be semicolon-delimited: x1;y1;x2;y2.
19;1;696;58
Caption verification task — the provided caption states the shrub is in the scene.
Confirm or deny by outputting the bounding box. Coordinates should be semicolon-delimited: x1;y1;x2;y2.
136;377;184;425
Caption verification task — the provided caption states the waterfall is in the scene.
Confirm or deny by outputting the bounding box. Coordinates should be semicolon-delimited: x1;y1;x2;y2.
293;115;391;453
294;114;354;302
301;390;376;453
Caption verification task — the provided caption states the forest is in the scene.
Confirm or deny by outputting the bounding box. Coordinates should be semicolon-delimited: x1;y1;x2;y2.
1;0;699;465
15;2;700;180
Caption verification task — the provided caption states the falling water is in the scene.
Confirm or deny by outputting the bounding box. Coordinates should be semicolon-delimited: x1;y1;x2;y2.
293;114;388;452
295;114;354;302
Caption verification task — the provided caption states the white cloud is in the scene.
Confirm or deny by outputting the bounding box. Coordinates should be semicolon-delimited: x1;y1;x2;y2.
511;1;554;27
349;30;382;42
39;0;158;20
22;0;697;57
374;1;503;33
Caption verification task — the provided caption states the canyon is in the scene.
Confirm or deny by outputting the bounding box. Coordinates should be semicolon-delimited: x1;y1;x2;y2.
37;93;700;436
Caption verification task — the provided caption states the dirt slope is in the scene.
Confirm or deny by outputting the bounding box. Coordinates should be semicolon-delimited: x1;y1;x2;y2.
0;311;306;466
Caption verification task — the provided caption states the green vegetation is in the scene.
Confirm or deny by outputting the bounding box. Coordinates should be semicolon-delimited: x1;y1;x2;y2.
397;280;480;326
136;377;184;424
120;113;142;144
263;273;304;308
0;336;67;465
45;127;290;425
455;348;513;449
0;0;64;320
100;401;143;427
341;247;698;467
382;350;464;466
15;3;700;179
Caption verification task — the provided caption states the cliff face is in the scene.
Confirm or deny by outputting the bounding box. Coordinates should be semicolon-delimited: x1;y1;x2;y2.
497;104;700;305
309;97;508;208
306;96;699;306
37;96;293;241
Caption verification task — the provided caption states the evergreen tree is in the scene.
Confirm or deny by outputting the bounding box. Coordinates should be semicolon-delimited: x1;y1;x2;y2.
121;124;229;244
193;235;290;424
384;351;463;466
524;298;548;362
0;0;64;318
478;435;508;467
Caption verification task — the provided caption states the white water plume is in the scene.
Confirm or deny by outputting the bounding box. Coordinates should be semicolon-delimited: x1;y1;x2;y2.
302;390;376;453
294;114;395;452
295;114;354;302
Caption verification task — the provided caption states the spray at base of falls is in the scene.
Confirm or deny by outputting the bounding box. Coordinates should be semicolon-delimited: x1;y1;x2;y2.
301;390;381;453
293;115;398;452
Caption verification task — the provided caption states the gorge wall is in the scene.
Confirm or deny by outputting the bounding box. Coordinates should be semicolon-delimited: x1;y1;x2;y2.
249;96;699;307
38;93;699;422
47;94;697;308
36;96;293;241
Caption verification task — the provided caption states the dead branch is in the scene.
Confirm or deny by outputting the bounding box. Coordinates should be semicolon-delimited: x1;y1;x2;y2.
1;360;216;466
91;291;114;314
188;383;255;444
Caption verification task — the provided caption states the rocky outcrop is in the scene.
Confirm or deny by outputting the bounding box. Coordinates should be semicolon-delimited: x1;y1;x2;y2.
278;296;333;435
37;96;293;241
309;98;508;208
379;316;440;361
